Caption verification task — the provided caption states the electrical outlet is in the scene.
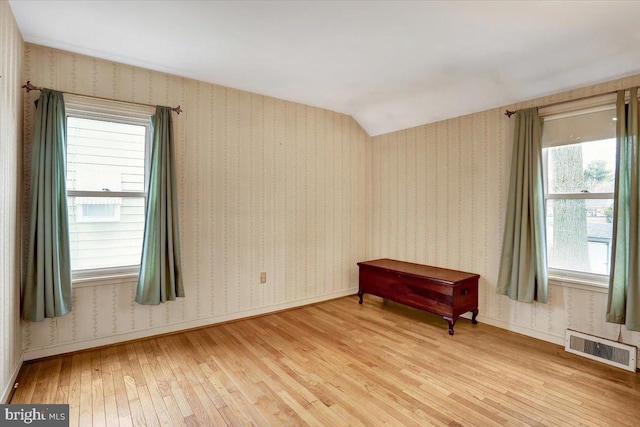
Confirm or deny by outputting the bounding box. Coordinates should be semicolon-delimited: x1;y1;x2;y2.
260;272;267;284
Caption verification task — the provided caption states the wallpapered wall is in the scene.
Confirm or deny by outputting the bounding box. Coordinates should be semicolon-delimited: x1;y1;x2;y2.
369;73;640;357
18;42;640;365
22;44;370;359
0;0;23;400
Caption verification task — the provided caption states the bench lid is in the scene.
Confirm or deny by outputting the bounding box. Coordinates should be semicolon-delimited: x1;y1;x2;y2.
357;258;479;284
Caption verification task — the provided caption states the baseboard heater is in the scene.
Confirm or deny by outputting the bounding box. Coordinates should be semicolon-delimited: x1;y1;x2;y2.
565;329;637;372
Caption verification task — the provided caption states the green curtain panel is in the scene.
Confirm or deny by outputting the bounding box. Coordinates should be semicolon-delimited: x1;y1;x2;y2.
607;88;640;330
497;108;548;303
22;89;72;322
136;106;184;305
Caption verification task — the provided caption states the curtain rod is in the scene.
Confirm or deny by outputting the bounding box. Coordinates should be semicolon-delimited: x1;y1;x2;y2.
504;88;621;118
21;81;183;114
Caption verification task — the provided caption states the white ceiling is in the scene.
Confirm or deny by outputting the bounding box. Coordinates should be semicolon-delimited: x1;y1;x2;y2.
9;1;640;136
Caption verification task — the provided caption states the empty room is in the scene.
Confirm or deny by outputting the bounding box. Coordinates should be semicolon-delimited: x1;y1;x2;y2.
2;1;640;425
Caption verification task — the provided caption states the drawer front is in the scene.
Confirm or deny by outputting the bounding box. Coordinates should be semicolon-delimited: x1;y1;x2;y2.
398;285;454;317
400;273;454;296
359;267;455;316
396;276;453;315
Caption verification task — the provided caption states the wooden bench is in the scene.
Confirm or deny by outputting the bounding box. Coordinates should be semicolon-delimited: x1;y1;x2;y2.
357;258;479;335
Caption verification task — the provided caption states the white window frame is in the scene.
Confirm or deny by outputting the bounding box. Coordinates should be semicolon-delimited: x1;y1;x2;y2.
540;95;617;293
65;94;154;287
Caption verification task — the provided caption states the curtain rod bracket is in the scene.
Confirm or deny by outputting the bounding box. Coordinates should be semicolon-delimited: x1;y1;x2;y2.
504;109;516;118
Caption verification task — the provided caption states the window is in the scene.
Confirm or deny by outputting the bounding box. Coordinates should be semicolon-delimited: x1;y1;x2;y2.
65;95;154;282
542;104;617;283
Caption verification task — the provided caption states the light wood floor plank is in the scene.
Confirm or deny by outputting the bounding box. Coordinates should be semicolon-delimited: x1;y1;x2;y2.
12;295;640;426
128;397;145;427
12;363;36;403
79;353;93;427
161;395;187;427
139;364;172;427
67;354;82;427
135;385;161;427
111;368;133;427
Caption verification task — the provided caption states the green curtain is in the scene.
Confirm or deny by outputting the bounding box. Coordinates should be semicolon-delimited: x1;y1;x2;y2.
497;108;548;303
23;89;72;322
607;88;640;330
136;106;184;305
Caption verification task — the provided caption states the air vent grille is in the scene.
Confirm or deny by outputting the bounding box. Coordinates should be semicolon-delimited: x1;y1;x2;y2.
565;330;637;372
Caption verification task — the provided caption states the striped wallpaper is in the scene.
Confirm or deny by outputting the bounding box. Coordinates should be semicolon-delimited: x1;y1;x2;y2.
16;40;640;367
22;44;370;359
0;0;23;401
369;73;640;361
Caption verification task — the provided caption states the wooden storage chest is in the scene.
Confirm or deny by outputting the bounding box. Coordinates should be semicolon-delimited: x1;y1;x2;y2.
357;258;479;335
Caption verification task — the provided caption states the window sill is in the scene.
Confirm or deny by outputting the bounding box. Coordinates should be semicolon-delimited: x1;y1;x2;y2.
548;274;609;294
72;271;139;288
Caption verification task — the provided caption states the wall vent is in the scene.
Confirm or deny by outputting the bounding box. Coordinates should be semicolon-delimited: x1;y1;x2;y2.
565;329;637;372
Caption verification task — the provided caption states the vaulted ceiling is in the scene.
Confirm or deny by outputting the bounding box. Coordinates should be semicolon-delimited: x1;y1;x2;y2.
9;1;640;136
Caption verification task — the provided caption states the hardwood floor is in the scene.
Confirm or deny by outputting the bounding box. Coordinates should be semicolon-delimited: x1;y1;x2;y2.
12;295;640;426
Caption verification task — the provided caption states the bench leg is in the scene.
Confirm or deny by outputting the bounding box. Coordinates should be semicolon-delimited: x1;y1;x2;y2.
357;292;363;304
444;317;456;335
472;309;479;324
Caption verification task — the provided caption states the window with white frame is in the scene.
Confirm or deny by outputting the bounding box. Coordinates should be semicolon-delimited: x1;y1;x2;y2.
542;104;617;282
65;95;154;281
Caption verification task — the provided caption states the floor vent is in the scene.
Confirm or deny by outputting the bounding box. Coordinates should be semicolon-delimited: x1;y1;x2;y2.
565;329;637;372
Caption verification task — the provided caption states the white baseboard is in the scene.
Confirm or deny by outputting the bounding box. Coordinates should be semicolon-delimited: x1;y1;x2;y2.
477;314;565;346
2;354;23;403
23;288;359;361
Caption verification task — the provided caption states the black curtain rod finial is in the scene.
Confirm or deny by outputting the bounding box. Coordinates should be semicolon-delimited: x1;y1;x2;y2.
172;105;183;115
505;109;516;118
22;81;41;93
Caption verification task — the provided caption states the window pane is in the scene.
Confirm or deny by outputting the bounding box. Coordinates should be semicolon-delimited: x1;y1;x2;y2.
67;117;146;192
77;201;120;223
546;198;613;275
546;139;616;194
68;196;145;270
